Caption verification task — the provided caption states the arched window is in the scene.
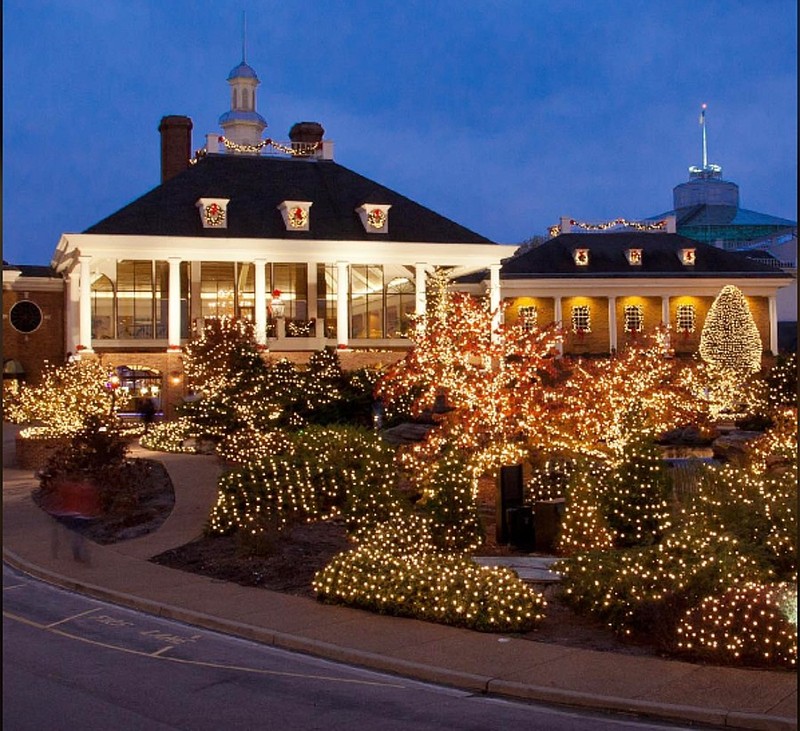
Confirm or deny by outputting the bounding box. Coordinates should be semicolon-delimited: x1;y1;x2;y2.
242;88;250;110
91;274;115;339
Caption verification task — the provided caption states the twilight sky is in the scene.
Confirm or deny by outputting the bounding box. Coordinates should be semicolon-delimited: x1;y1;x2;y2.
3;0;797;265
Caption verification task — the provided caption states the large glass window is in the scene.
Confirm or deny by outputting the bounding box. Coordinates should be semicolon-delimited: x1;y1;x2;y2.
318;264;338;338
351;265;384;338
117;260;154;338
237;263;256;322
200;262;235;319
273;263;308;322
91;274;115;339
385;273;415;338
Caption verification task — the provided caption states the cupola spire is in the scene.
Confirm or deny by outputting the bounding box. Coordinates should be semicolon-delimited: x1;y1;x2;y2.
218;19;267;149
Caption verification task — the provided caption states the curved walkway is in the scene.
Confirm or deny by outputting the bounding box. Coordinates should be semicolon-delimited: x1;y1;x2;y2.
2;423;796;731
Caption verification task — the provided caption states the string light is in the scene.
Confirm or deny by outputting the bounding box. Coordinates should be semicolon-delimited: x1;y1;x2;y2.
189;136;322;163
548;218;668;237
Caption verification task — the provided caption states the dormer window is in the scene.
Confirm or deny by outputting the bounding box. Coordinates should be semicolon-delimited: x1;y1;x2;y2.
278;201;312;232
679;248;696;266
573;248;590;266
196;198;229;229
356;204;391;234
626;248;643;266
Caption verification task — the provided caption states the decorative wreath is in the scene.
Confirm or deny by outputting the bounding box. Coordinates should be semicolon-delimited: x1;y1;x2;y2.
288;207;308;228
205;203;226;226
367;208;387;229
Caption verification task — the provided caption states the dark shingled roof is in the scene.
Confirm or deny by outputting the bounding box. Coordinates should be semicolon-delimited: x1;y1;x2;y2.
458;232;789;283
2;264;61;278
84;154;494;245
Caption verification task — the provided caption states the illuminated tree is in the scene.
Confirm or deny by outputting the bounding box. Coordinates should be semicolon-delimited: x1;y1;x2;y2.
545;335;702;461
699;285;762;374
6;359;115;437
378;268;565;478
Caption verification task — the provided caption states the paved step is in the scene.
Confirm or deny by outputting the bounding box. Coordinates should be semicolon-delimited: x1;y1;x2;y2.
473;556;562;583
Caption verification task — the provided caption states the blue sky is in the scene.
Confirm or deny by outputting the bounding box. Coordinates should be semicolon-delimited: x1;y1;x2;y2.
3;0;797;265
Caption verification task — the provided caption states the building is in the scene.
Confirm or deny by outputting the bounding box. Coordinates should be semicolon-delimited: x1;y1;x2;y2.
460;221;793;357
39;55;504;415
643;105;797;346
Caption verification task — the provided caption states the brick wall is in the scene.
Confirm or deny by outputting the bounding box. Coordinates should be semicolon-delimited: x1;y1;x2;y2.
563;296;609;355
2;288;65;385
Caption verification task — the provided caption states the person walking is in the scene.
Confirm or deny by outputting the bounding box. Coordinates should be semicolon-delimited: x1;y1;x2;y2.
140;397;156;433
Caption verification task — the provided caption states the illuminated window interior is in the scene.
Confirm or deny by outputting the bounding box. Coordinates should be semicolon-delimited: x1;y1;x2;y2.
571;304;591;333
518;305;538;332
624;304;644;333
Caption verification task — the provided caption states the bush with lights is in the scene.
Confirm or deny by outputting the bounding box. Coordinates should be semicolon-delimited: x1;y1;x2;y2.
140;418;201;453
554;458;616;555
675;581;797;668
313;517;546;633
555;410;797;665
601;404;673;548
207;425;402;539
414;450;483;553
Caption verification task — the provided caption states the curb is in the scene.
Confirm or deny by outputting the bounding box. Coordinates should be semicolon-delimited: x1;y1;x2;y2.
4;548;795;731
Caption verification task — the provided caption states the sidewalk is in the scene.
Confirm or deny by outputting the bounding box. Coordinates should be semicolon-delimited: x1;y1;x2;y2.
3;423;796;731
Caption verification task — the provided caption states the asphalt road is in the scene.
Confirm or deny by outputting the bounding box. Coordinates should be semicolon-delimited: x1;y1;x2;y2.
3;564;699;731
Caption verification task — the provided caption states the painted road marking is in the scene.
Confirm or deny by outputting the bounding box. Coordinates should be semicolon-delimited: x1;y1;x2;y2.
3;610;406;689
46;607;101;628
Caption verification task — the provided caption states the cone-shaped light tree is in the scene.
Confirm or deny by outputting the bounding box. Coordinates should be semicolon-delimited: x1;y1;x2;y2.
698;285;763;418
699;285;762;374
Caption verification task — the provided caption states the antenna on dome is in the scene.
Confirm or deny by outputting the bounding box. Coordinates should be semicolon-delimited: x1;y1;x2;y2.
689;102;722;179
700;103;708;169
241;10;247;63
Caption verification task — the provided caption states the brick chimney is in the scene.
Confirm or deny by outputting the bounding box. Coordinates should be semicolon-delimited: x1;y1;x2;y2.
158;115;193;183
289;122;324;150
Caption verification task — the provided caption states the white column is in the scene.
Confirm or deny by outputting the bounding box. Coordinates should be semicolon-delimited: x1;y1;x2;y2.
78;255;94;352
414;263;427;315
608;296;617;353
65;271;79;354
336;261;349;348
254;258;268;346
167;257;182;350
661;295;670;327
768;295;779;356
489;263;502;343
554;296;563;356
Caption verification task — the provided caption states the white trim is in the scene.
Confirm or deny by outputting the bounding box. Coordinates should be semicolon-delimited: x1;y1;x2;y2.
53;234;505;272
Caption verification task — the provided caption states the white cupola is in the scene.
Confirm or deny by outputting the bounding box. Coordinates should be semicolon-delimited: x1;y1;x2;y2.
218;58;267;148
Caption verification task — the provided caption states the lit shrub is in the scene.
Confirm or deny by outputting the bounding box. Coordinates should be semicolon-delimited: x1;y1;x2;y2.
555;524;766;642
140;417;200;453
416;450;483;554
314;521;546;633
676;582;797;668
207;426;402;540
556;459;615;555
